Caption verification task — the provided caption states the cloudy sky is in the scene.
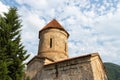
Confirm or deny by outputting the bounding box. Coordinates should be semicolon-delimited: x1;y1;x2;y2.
0;0;120;65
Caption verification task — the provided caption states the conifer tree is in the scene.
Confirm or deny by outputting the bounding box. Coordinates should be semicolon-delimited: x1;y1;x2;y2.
0;12;12;80
0;7;29;80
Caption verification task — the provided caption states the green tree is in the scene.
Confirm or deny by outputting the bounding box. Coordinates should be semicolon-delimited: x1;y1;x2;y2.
0;7;29;80
0;12;12;80
104;62;120;80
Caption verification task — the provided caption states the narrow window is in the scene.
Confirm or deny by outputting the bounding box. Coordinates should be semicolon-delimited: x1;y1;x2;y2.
50;38;52;48
65;43;66;52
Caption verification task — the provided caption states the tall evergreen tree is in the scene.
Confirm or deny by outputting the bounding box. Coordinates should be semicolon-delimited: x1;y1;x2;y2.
0;12;12;80
0;7;29;80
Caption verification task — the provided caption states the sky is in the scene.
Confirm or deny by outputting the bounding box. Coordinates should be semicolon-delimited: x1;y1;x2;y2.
0;0;120;65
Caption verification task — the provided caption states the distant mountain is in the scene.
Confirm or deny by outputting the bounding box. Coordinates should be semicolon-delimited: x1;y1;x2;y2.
104;62;120;80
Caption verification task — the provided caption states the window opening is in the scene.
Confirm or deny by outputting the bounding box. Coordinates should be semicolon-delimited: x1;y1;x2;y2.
50;38;52;48
65;43;66;52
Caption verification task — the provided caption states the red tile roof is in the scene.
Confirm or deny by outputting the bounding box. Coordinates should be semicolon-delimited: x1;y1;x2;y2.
39;19;69;37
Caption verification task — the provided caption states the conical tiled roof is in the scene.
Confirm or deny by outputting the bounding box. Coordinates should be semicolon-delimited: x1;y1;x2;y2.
39;19;69;37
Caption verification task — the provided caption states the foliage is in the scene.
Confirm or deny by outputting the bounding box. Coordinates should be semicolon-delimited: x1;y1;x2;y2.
0;7;29;80
104;62;120;80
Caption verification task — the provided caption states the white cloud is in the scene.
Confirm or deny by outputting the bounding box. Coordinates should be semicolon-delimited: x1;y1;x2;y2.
16;0;48;9
2;0;120;64
94;7;120;36
0;1;9;16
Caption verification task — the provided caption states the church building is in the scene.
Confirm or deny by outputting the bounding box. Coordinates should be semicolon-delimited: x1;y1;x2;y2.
26;19;108;80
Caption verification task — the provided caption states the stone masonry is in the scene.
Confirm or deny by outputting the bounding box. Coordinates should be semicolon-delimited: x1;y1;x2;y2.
38;29;68;63
26;19;108;80
38;19;69;64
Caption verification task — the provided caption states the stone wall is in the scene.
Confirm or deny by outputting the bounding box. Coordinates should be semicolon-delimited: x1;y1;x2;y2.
26;57;44;80
90;56;108;80
34;54;107;80
38;29;68;63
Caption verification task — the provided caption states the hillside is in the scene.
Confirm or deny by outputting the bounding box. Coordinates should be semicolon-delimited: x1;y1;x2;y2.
104;62;120;80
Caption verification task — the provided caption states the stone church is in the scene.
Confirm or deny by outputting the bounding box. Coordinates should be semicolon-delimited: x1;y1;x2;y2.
26;19;108;80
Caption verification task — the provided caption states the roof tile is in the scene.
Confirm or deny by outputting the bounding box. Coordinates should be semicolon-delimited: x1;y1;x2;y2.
39;19;69;37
